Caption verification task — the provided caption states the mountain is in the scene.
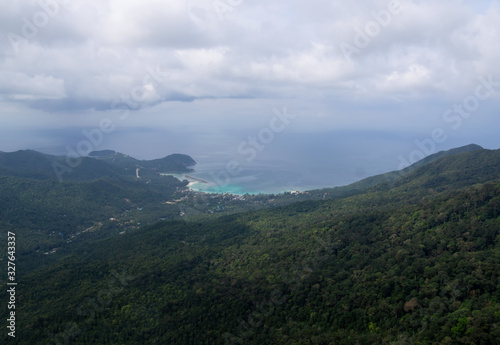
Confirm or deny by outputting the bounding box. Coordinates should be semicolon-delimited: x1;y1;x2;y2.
0;149;196;181
408;143;484;168
389;147;500;192
0;149;196;261
0;174;188;267
1;145;499;344
1;145;494;259
316;143;485;199
0;149;57;179
89;150;196;174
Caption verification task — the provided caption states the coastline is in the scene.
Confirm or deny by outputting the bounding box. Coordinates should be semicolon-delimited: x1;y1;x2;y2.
160;170;307;196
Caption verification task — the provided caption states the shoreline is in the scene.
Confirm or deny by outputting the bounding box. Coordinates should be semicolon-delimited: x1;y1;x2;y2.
161;172;308;196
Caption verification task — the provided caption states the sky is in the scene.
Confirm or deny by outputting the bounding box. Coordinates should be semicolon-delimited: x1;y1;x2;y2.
1;0;500;178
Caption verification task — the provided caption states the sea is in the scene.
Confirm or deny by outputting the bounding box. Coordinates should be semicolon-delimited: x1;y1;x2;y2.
164;152;399;195
155;132;444;195
34;129;467;195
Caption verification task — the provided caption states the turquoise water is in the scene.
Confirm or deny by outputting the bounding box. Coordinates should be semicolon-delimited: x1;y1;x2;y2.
191;182;251;195
159;132;405;195
162;171;275;195
162;172;253;195
164;156;377;195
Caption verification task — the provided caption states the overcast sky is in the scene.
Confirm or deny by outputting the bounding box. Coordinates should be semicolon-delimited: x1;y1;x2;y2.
1;0;499;164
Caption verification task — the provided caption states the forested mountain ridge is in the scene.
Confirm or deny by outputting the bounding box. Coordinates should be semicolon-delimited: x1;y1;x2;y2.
88;150;196;174
0;175;187;265
1;146;499;344
0;150;196;269
2;145;494;264
0;149;196;181
0;150;123;181
315;144;485;199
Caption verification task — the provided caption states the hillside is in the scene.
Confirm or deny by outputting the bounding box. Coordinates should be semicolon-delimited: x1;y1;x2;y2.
0;175;188;271
3;145;491;262
0;150;196;181
1;146;499;344
314;144;485;199
88;150;196;175
0;150;197;264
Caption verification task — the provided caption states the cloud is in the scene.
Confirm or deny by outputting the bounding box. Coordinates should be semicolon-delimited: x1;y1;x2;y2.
0;0;498;128
0;72;65;101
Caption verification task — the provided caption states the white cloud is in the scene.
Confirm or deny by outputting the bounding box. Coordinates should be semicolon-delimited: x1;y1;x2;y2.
0;0;498;140
0;72;65;100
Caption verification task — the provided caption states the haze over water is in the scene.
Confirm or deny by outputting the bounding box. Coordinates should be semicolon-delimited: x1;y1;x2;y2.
159;132;474;195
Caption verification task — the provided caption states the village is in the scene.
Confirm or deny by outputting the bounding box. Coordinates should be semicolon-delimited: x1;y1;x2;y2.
37;180;334;257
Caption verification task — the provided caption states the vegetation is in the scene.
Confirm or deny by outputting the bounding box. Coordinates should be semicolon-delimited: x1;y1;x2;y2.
88;150;196;175
0;150;195;181
0;145;499;344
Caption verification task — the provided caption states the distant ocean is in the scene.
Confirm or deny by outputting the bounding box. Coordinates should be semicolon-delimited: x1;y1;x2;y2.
158;132;441;195
35;129;468;195
167;153;395;195
174;131;425;194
